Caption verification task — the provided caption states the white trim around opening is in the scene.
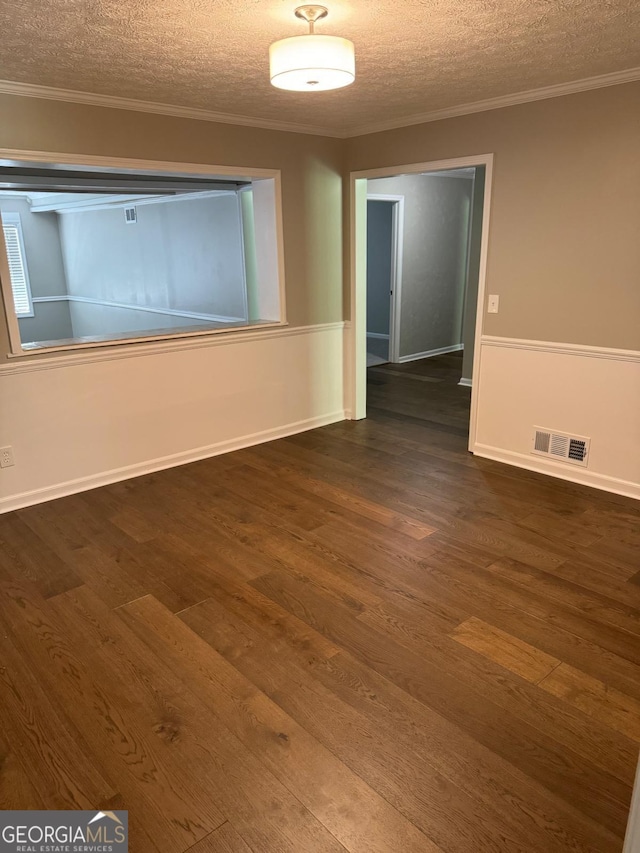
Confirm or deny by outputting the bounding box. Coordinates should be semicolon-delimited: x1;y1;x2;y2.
0;148;287;360
348;153;495;454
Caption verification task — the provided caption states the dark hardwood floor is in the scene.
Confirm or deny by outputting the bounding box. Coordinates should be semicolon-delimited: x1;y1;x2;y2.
1;351;639;852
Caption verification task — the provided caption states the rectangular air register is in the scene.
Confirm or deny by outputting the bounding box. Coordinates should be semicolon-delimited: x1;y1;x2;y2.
531;427;590;467
124;206;137;224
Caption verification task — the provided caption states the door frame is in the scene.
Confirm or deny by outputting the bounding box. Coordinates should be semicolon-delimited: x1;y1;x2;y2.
348;153;494;451
365;193;404;363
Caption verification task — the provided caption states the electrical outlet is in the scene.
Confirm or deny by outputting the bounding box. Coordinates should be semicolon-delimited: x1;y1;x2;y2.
0;446;15;468
487;294;500;314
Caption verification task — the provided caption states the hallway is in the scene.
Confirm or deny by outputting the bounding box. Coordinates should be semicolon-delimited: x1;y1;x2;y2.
367;350;471;437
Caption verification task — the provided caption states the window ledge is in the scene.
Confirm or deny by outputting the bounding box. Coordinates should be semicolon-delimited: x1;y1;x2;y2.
5;319;291;362
0;322;348;376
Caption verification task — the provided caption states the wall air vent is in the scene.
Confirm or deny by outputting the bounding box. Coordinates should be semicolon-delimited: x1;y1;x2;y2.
532;427;590;467
124;206;137;224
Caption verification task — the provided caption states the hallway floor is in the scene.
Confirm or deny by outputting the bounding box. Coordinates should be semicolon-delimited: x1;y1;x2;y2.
1;352;639;852
367;350;470;434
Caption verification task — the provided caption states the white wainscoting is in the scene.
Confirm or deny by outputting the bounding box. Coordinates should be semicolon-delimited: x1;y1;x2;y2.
0;322;346;513
473;336;640;499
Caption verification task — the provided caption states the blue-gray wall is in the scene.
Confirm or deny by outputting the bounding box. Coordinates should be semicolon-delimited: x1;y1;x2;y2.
366;200;393;337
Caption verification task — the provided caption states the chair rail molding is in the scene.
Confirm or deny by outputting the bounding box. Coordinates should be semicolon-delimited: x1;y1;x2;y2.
481;335;640;362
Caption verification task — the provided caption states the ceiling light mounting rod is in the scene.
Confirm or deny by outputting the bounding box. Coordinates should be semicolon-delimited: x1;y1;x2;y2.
294;5;329;34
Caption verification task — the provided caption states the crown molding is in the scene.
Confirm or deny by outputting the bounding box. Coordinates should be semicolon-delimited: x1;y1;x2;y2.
343;66;640;137
0;79;343;138
0;66;638;141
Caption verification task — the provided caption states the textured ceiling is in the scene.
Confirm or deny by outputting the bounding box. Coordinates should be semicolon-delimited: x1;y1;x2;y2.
0;0;639;133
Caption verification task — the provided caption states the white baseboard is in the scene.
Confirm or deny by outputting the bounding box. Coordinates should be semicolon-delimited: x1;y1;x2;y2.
398;343;463;363
0;411;345;514
473;443;640;500
458;377;472;387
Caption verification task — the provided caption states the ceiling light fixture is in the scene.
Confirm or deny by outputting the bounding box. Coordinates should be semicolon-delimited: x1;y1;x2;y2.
269;5;355;92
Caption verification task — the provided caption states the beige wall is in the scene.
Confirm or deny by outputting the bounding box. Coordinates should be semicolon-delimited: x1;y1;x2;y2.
0;93;344;359
347;82;640;350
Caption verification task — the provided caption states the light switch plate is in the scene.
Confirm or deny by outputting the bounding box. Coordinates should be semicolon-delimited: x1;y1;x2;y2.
488;294;499;314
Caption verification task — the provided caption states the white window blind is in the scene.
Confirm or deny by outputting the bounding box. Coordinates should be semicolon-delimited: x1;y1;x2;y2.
1;212;33;317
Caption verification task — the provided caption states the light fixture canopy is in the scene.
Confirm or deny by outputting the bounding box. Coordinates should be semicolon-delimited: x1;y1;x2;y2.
269;5;355;92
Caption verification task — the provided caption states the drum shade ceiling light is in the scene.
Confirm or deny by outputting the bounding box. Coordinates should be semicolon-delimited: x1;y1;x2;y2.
269;5;355;92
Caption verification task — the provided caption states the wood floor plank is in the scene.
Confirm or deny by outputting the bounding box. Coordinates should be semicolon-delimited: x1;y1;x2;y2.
19;492;135;559
212;460;442;554
181;589;621;853
180;597;549;853
312;652;623;853
62;544;148;608
0;513;83;599
0;579;226;852
151;532;340;659
190;822;254;853
516;510;604;549
434;560;640;706
248;569;636;825
239;523;385;613
120;593;443;853
544;558;640;611
0;590;118;810
49;585;347;853
0;732;45;810
436;516;567;572
451;616;561;683
539;664;640;742
359;590;465;642
483;516;633;578
280;433;466;529
109;506;160;543
486;558;640;648
0;632;117;809
239;447;438;540
582;505;640;536
421;558;640;681
124;465;332;581
586;536;640;576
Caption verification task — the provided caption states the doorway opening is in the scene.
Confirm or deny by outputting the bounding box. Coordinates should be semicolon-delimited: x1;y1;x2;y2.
350;155;493;449
365;194;403;366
